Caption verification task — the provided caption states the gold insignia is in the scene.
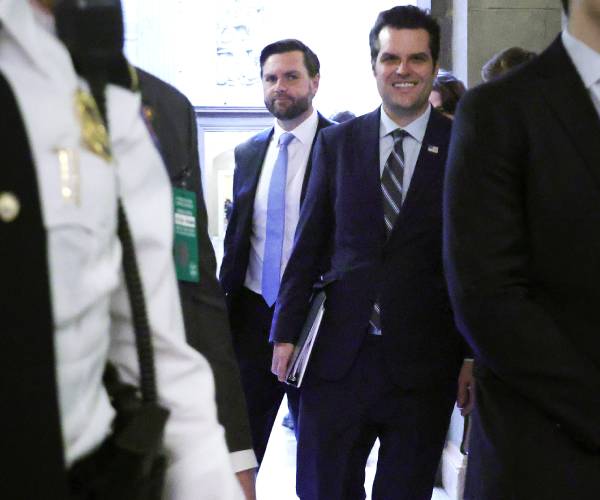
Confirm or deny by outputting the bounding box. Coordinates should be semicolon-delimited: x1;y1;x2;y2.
0;192;21;223
75;89;112;162
142;104;154;123
56;148;80;205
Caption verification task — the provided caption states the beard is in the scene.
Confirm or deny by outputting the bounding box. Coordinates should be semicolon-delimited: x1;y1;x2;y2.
265;94;311;121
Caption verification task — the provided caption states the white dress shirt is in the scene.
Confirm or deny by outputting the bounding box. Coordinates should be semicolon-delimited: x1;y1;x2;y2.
562;28;600;119
244;108;319;294
0;2;242;498
379;104;432;190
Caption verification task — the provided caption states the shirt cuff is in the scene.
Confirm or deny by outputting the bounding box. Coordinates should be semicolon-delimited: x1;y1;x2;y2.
229;449;258;473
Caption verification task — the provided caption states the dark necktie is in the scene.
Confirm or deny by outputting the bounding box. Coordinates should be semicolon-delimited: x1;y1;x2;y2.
370;129;409;334
382;129;408;234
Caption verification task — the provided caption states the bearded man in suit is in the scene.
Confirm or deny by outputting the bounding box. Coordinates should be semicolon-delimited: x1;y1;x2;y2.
220;38;333;464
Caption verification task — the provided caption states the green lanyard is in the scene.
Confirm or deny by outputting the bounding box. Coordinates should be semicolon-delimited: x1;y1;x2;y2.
172;187;199;283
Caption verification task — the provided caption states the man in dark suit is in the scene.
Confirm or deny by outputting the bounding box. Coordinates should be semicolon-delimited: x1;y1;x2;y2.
444;0;600;498
219;39;333;464
270;7;472;499
137;69;257;498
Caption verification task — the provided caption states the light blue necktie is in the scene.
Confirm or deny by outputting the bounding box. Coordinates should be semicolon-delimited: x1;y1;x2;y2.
262;132;295;307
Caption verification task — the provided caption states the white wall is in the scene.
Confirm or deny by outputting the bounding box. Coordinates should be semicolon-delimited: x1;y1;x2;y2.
123;0;418;117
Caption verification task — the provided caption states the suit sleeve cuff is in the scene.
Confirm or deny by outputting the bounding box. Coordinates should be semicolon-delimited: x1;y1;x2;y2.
229;449;258;473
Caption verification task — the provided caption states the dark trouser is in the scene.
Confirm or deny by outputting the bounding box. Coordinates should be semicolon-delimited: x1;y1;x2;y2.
465;372;600;500
232;287;299;464
297;335;455;500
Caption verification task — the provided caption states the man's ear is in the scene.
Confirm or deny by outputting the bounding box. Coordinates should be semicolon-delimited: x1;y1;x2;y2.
311;73;320;93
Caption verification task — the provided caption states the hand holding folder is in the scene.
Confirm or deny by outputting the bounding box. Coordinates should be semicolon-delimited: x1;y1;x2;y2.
285;289;326;387
283;271;337;388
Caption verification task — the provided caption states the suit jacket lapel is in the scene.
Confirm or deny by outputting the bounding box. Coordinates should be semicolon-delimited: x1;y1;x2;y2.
244;127;273;196
236;127;273;239
354;109;386;242
300;113;333;203
538;37;600;191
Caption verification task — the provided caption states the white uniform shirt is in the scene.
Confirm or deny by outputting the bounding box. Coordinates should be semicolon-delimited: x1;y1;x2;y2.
0;2;242;498
244;108;319;294
562;28;600;119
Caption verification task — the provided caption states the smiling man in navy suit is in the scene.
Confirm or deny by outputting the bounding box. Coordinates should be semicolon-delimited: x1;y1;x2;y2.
219;39;332;465
270;7;472;500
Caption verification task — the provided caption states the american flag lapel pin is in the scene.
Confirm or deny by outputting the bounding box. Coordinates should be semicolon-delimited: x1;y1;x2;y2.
427;145;439;154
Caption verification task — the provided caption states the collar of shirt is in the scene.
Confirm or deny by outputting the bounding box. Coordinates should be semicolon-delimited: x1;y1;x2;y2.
272;107;319;147
379;103;431;143
377;104;431;189
30;1;57;36
562;28;600;89
0;0;76;89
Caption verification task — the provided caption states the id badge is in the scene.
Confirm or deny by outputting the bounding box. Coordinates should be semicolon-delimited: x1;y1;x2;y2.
173;188;199;283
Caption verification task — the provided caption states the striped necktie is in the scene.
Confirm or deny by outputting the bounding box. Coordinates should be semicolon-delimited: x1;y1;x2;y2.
261;132;295;307
382;129;408;235
370;129;409;334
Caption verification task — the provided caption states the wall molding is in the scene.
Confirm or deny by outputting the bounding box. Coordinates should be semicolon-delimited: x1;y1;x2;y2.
195;106;272;131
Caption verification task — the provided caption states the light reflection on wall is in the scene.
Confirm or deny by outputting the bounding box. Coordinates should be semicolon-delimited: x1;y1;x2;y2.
214;1;264;105
122;0;417;116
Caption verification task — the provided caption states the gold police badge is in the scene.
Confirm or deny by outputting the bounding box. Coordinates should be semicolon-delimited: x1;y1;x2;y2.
75;89;112;162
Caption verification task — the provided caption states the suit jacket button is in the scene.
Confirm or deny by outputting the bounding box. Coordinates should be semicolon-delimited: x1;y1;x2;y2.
0;192;21;223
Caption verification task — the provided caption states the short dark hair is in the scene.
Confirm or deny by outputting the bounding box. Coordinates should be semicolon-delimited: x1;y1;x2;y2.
481;46;537;82
369;6;441;67
432;71;466;116
329;110;356;123
259;39;320;78
561;0;569;15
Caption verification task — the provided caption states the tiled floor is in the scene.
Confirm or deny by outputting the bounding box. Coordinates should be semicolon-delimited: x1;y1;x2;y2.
257;398;451;500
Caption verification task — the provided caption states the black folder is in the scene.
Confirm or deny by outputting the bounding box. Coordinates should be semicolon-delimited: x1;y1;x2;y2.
285;289;326;388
